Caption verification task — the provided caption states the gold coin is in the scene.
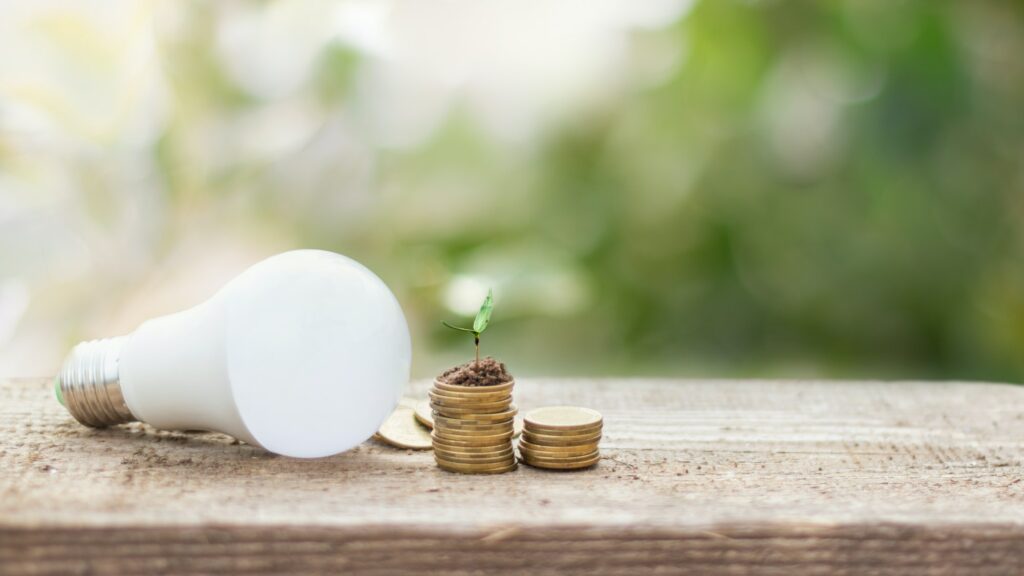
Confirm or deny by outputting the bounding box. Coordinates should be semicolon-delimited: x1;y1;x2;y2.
520;455;599;470
430;400;514;415
433;408;513;421
434;429;514;443
517;439;600;456
437;439;513;451
432;442;514;456
433;414;515;428
436;459;518;474
376;406;433;450
523;406;603;432
435;428;513;441
430;401;513;415
433;379;515;394
429;388;513;402
434;452;515;466
430;394;512;407
414;399;434;429
434;445;514;460
435;430;513;441
440;451;512;462
436;457;516;470
434;416;514;429
437;458;516;470
429;396;512;410
433;443;512;456
435;440;513;452
431;433;512;449
433;407;518;421
522;427;601;441
523;421;602;435
521;430;602;446
429;386;511;399
434;419;514;431
432;430;513;444
434;444;509;457
520;449;600;464
434;416;512;430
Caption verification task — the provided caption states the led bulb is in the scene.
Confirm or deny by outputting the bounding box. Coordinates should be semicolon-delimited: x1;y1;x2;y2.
56;250;411;458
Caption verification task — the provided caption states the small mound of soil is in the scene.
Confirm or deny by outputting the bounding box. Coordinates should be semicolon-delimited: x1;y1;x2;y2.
438;357;513;387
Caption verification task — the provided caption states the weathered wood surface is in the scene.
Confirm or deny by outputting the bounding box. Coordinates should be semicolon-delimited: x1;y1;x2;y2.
2;377;1024;575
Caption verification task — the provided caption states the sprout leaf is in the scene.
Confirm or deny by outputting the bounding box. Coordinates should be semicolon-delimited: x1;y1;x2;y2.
442;321;476;334
442;289;495;364
473;289;493;334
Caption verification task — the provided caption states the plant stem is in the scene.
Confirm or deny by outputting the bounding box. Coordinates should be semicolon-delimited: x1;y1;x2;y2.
474;335;480;364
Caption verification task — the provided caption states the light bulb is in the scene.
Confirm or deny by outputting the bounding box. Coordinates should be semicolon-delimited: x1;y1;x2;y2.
55;250;411;458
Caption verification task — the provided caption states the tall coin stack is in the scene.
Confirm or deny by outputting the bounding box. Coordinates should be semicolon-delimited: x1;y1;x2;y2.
430;378;518;474
518;406;603;470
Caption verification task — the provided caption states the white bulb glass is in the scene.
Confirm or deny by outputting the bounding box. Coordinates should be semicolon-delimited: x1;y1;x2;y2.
57;250;411;458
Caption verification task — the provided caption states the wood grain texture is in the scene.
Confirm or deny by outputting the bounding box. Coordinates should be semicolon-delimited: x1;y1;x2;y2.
2;377;1024;575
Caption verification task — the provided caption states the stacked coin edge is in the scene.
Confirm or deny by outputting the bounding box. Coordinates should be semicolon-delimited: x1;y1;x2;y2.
518;407;602;470
429;378;518;474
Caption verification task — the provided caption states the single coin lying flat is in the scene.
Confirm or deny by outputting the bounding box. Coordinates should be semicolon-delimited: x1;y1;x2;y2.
523;406;603;431
414;399;434;428
375;405;433;450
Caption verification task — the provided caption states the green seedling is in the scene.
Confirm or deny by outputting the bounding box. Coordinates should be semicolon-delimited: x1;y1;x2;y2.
443;289;494;364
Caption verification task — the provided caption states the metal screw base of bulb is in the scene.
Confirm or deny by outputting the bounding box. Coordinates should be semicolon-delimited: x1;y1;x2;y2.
57;337;136;427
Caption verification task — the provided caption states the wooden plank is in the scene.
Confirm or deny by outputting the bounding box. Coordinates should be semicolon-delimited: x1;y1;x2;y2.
2;377;1024;574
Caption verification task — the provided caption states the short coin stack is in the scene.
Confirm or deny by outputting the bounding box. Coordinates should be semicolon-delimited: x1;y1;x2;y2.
519;406;603;470
430;378;517;474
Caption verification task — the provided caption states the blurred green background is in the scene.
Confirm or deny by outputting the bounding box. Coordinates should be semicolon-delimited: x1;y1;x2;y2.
1;1;1023;382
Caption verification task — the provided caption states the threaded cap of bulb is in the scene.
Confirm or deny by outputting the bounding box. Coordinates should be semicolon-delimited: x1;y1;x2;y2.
57;337;136;427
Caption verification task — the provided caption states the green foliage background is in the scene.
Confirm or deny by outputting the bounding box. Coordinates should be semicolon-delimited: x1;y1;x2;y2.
2;1;1023;382
374;2;1024;380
